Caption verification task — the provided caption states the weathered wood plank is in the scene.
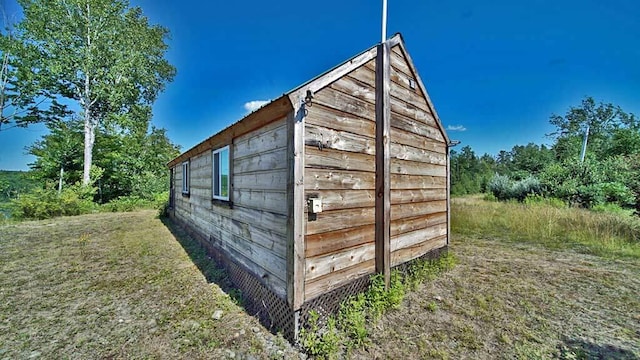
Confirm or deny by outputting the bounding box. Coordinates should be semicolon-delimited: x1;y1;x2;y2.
312;86;375;121
390;189;447;204
234;123;287;160
304;259;375;301
390;223;448;252
391;112;445;142
390;48;413;78
390;126;446;154
390;174;447;189
390;96;438;128
233;169;288;191
305;224;375;257
212;233;287;298
306;146;375;172
306;103;375;139
390;159;447;177
306;207;376;235
305;189;375;211
206;210;288;256
209;224;287;282
305;242;375;281
391;235;447;267
234;148;288;174
305;169;375;190
390;200;447;220
390;212;447;236
329;75;376;105
305;123;375;155
232;205;288;236
232;189;287;215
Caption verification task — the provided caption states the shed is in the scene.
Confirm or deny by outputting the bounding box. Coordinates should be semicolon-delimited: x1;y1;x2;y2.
167;33;450;340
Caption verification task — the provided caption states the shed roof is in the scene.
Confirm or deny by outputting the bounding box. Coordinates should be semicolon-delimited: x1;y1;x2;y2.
168;33;448;168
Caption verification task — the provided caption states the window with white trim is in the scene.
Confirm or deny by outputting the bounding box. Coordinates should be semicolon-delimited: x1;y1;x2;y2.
212;146;230;201
181;161;190;194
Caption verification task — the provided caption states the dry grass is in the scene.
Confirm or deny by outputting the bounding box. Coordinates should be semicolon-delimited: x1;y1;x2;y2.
349;198;640;359
1;200;639;359
0;211;301;359
452;196;640;259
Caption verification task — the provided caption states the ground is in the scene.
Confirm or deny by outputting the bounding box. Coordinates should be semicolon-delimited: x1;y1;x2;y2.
0;207;638;359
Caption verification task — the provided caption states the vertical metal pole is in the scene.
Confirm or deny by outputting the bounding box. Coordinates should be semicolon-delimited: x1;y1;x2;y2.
382;0;388;43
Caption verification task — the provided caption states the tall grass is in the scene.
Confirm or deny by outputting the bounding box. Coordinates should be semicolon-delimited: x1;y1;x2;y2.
452;196;640;259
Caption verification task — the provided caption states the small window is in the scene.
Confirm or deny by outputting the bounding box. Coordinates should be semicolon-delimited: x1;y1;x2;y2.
181;161;190;194
212;146;230;201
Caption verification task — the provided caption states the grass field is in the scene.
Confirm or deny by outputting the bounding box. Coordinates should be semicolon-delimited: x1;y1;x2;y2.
1;199;639;359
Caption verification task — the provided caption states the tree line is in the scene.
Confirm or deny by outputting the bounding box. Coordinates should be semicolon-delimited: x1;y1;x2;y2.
451;97;640;214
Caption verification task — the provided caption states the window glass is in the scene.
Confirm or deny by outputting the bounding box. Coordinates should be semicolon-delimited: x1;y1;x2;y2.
219;148;229;197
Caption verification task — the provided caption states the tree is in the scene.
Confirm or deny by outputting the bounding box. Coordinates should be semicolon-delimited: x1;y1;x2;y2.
0;7;69;130
27;105;180;203
548;97;632;161
14;0;175;185
27;118;84;192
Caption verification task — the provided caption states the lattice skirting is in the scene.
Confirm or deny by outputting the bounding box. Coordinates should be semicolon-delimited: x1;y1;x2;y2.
168;212;448;342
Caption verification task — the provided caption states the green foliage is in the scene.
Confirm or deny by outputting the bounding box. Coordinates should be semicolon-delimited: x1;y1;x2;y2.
102;192;169;213
10;184;96;220
523;194;566;209
299;254;456;358
337;294;368;348
299;311;340;360
0;170;38;202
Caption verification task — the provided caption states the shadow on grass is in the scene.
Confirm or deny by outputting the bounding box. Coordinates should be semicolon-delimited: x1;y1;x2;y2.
560;337;639;360
159;216;244;305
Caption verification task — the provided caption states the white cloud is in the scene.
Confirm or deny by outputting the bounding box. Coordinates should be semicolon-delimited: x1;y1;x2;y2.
446;125;467;132
243;100;270;113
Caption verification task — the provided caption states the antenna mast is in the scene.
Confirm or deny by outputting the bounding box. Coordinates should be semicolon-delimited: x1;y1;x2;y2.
382;0;388;43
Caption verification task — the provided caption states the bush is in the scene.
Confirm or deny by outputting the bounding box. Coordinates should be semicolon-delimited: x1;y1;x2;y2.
103;192;170;213
488;174;541;202
10;185;96;220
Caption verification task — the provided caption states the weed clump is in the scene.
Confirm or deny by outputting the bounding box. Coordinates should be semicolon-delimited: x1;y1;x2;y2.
298;253;456;359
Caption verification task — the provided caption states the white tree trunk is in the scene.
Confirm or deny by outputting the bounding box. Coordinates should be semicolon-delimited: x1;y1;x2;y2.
82;106;95;186
58;166;64;194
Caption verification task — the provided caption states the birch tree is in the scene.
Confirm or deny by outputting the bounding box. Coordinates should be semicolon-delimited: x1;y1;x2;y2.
15;0;175;185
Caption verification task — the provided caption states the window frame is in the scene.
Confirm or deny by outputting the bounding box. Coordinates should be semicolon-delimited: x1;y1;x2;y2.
212;146;231;201
181;161;190;195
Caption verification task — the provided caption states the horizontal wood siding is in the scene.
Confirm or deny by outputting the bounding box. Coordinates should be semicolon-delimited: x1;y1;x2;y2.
171;117;289;299
388;44;448;265
303;59;378;300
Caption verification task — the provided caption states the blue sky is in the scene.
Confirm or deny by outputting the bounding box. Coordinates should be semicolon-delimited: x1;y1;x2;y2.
1;0;639;170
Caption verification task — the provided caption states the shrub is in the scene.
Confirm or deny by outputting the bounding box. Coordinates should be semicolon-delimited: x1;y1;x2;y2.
488;174;513;201
10;185;96;220
489;174;541;202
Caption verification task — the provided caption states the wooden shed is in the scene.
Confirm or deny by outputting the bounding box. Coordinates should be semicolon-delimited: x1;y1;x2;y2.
167;33;450;340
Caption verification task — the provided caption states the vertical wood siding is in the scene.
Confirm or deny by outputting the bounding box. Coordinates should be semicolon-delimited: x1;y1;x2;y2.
171;117;289;299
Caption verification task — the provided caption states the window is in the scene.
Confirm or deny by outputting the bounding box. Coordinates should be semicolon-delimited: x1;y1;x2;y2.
212;146;230;201
181;161;190;194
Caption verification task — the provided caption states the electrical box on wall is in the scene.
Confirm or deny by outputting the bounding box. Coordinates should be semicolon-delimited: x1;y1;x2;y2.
308;198;322;213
